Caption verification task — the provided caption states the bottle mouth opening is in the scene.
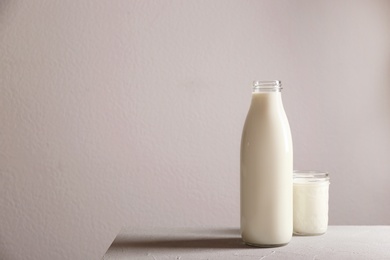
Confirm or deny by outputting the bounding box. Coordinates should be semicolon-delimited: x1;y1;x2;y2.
253;80;282;92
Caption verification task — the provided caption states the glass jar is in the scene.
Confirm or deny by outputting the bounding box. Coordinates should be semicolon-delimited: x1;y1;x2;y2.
293;170;330;235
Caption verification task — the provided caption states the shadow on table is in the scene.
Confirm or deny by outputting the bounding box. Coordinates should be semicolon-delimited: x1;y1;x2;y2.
110;237;249;249
109;228;250;250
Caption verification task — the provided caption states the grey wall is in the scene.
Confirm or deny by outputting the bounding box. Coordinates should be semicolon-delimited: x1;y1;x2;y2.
1;1;389;259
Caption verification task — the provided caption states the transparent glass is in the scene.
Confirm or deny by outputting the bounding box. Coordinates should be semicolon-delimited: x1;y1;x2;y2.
293;170;330;236
252;80;282;92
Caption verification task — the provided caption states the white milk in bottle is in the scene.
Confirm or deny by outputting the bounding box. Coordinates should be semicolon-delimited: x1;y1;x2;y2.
240;80;293;247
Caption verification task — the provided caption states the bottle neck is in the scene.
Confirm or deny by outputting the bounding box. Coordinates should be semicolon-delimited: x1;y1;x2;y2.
251;91;282;108
250;81;284;110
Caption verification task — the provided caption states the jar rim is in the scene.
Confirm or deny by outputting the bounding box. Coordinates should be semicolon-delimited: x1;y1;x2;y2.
293;170;330;183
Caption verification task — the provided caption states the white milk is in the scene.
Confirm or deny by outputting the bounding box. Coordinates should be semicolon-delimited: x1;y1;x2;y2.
293;181;329;235
240;83;293;247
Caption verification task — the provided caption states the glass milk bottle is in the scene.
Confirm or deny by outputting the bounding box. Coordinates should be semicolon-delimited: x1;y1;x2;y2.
240;80;293;247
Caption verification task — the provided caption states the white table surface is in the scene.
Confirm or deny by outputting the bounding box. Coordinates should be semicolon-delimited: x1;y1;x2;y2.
103;226;390;259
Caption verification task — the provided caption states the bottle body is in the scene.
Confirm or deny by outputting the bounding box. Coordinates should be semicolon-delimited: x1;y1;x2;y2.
240;81;293;247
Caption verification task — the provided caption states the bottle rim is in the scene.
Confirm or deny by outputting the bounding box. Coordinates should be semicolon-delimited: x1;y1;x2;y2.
253;80;282;92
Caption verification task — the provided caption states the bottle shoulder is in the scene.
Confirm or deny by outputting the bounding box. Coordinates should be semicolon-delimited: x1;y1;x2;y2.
244;106;290;126
242;107;292;142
